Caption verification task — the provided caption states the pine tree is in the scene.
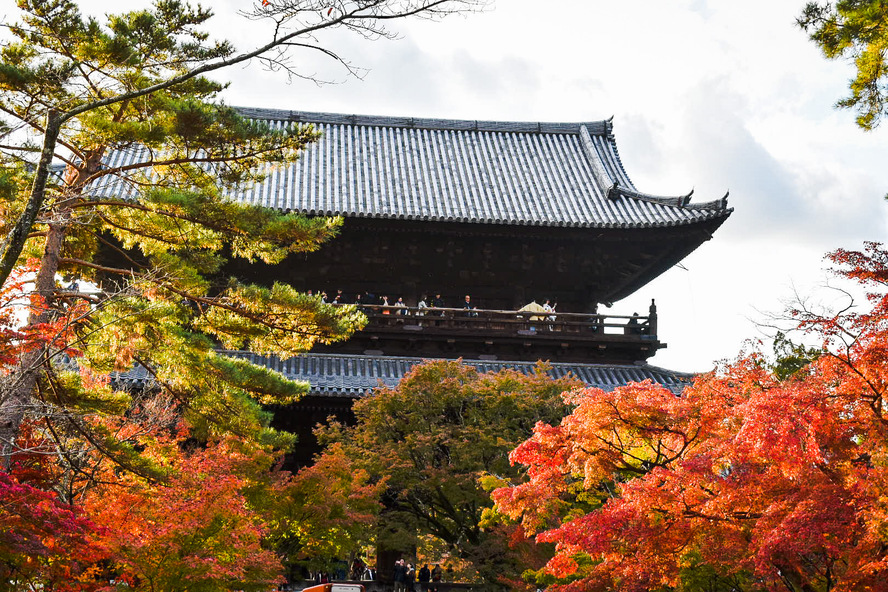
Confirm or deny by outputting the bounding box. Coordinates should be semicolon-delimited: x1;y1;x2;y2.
799;1;888;130
0;0;483;471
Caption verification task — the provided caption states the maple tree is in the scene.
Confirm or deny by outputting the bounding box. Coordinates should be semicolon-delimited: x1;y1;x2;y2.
318;359;580;586
1;389;383;591
492;241;888;592
261;442;385;576
0;381;288;591
83;433;285;592
0;469;104;592
0;265;30;368
83;421;384;590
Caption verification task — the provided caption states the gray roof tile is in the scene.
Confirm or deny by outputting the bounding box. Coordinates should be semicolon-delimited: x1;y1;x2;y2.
90;109;731;229
101;352;693;396
217;352;693;397
89;347;693;400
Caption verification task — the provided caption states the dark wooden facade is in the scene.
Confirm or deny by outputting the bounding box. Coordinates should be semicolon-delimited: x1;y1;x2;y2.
238;217;722;311
231;213;725;363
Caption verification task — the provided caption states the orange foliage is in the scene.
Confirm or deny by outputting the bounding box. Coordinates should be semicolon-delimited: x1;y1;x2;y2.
494;243;888;592
0;263;35;367
83;434;284;591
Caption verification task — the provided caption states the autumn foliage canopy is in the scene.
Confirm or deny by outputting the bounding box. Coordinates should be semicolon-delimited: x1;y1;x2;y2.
493;242;888;592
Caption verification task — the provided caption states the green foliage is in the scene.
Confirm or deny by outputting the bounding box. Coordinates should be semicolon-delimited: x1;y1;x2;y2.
260;443;385;574
0;163;29;236
318;360;580;587
0;0;365;478
676;551;754;592
768;330;822;380
799;1;888;130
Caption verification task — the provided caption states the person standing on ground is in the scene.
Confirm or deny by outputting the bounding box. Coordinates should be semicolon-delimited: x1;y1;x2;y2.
405;563;416;592
393;559;406;592
418;564;431;592
430;565;442;592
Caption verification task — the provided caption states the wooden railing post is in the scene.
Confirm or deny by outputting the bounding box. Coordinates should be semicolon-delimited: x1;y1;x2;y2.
648;298;658;338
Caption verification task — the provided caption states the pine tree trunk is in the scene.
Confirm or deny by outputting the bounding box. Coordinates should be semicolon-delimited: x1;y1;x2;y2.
0;138;102;470
0;110;62;289
0;213;70;469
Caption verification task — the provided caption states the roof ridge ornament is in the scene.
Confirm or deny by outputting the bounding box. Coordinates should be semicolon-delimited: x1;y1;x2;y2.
607;181;622;201
684;190;731;211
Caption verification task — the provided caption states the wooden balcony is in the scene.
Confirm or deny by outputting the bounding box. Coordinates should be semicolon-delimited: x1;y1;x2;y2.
319;301;665;363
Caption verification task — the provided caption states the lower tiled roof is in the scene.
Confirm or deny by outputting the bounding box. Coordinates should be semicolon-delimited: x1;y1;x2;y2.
100;351;693;396
219;351;694;396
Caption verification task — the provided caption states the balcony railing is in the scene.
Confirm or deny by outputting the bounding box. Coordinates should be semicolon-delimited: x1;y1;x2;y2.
339;304;658;340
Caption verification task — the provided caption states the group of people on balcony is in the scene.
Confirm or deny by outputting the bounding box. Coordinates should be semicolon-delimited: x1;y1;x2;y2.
308;289;485;316
305;288;650;336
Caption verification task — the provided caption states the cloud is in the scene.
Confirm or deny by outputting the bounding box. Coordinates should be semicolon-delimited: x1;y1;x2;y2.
450;51;540;107
660;80;888;248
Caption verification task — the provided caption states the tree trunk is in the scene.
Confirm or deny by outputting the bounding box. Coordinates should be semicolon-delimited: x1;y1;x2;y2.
0;110;62;289
0;136;104;470
0;214;70;469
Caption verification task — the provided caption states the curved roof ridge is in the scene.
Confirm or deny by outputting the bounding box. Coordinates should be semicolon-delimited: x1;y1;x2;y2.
683;191;731;211
604;121;635;189
611;185;731;213
234;106;614;136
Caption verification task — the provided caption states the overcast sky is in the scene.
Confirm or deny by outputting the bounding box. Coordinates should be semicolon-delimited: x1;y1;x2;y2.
74;0;888;372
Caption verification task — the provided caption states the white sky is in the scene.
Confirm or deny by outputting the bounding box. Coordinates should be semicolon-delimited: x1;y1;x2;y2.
69;1;888;371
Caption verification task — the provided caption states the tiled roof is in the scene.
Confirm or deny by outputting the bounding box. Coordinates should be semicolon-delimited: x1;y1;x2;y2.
236;352;695;396
109;351;693;397
93;109;731;229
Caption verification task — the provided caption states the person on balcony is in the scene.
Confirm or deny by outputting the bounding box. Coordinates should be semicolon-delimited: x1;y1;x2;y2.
543;299;556;330
416;295;428;326
463;294;478;317
431;293;446;325
625;312;642;335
